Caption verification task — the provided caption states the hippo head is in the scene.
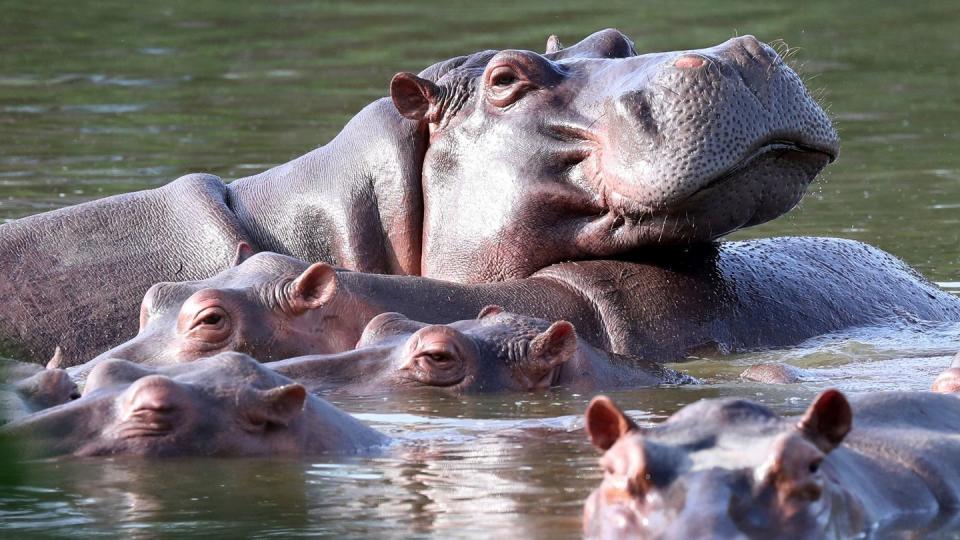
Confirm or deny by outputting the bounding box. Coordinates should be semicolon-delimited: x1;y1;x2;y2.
6;353;383;457
392;29;839;281
336;306;579;393
74;249;361;373
582;390;857;539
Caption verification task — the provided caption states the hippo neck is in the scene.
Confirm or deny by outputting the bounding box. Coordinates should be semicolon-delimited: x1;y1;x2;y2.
227;98;428;275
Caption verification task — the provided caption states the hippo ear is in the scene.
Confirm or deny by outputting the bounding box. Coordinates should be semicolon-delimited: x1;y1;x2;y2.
390;72;442;121
545;34;563;54
585;395;639;451
245;384;307;428
45;346;66;369
529;320;577;365
797;389;852;453
289;262;337;314
477;305;504;319
231;242;255;266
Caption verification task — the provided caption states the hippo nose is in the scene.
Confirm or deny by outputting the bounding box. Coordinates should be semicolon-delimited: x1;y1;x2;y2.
715;35;782;109
123;375;185;416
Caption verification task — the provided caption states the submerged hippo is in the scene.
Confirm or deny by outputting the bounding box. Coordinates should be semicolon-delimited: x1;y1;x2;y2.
266;307;692;394
0;29;839;365
4;354;387;458
582;390;960;538
71;240;960;371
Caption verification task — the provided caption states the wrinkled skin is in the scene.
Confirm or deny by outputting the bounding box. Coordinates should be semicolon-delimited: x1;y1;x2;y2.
582;390;960;539
267;307;693;394
3;353;387;458
0;28;838;365
73;237;960;373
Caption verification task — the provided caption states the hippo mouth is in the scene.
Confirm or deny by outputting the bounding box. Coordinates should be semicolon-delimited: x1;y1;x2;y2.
688;139;837;203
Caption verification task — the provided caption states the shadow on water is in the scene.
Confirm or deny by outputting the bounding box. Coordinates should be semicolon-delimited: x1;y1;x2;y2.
2;0;960;538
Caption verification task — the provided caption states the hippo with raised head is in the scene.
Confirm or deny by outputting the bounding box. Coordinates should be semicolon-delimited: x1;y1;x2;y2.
0;28;839;365
70;240;960;373
266;307;691;394
3;354;387;458
582;390;960;538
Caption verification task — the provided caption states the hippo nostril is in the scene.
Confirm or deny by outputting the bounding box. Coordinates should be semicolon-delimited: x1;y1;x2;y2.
124;375;184;418
616;90;659;138
674;55;706;69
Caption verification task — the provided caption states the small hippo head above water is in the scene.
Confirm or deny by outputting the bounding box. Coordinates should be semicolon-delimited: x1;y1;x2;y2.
269;305;680;394
66;250;365;373
396;29;840;281
582;390;856;539
6;353;386;458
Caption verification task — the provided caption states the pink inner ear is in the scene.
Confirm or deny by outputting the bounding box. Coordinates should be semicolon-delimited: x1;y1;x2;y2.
292;262;337;311
390;72;437;121
585;396;637;451
232;242;255;266
799;389;853;451
477;305;504;319
531;321;577;364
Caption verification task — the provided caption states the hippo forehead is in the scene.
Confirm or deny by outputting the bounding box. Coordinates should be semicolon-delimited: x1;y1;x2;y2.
422;28;638;84
163;353;295;391
634;399;788;473
449;312;553;367
142;252;308;315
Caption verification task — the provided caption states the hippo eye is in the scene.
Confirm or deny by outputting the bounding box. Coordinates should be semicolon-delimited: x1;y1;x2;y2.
808;459;822;474
490;67;518;87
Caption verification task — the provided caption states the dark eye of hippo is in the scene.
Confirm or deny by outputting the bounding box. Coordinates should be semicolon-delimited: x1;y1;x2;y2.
177;289;233;350
400;326;471;387
482;50;564;108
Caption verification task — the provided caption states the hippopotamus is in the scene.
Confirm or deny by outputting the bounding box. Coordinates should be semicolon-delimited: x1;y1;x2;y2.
69;238;960;371
0;28;839;365
582;389;960;538
3;353;387;458
265;307;692;394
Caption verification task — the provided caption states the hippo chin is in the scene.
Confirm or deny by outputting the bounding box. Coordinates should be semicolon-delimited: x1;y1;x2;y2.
266;307;693;394
582;390;960;539
4;354;387;458
0;28;838;365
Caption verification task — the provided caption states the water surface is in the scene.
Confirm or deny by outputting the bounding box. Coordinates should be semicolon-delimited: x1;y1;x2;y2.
2;1;959;537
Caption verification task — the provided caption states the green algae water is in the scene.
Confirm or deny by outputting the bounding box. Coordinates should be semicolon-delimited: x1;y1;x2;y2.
2;1;960;537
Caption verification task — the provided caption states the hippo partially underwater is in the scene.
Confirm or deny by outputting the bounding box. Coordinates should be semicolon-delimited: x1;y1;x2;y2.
0;28;848;366
64;245;960;373
4;354;387;458
583;388;960;538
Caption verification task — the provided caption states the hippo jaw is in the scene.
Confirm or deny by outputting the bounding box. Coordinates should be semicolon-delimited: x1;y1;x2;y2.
395;29;839;282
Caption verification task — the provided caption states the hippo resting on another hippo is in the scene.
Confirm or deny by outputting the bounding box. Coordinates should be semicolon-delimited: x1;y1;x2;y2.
0;29;840;365
66;240;960;373
582;389;960;538
3;354;387;458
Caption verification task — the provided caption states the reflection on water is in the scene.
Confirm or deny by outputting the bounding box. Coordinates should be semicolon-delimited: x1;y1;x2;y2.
2;0;960;537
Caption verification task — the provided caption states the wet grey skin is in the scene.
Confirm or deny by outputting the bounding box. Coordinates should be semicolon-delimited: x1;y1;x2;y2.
0;28;838;366
582;390;960;539
264;307;692;395
3;353;387;458
65;237;960;378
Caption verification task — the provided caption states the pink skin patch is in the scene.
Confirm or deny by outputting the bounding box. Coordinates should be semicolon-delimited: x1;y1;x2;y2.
674;55;706;69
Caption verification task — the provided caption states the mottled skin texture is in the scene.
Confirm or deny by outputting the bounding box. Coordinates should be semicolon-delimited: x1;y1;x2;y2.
3;354;387;458
266;307;691;394
72;238;960;372
582;389;960;539
0;28;838;366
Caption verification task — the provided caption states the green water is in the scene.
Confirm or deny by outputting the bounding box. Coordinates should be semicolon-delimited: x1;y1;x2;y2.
2;1;960;537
